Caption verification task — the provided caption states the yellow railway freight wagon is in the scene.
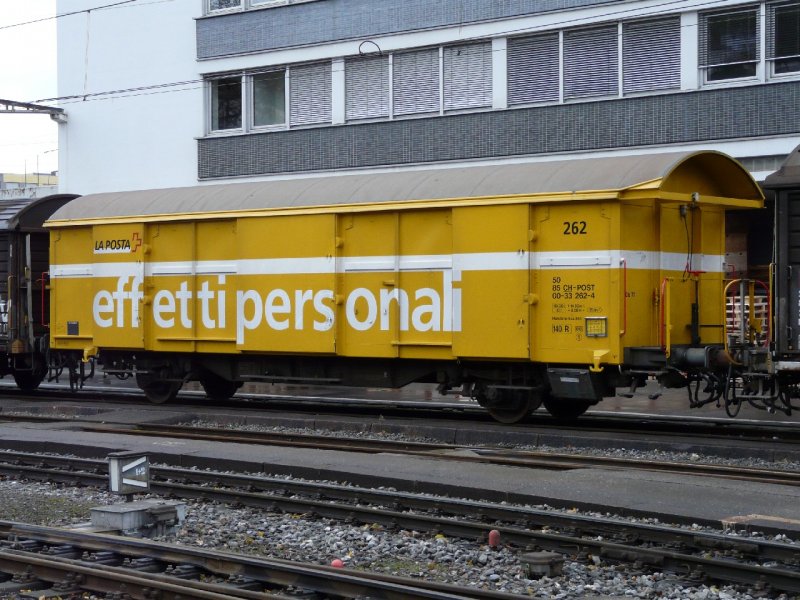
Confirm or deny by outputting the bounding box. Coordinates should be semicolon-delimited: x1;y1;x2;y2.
47;152;763;422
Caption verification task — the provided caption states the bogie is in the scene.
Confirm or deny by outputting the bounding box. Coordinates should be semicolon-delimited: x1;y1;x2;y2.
542;397;593;420
13;370;45;393
484;389;542;424
199;372;242;402
136;373;182;404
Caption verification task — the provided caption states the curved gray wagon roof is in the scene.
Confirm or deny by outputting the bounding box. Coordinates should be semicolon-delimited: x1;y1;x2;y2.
763;144;800;189
49;151;762;222
0;194;77;231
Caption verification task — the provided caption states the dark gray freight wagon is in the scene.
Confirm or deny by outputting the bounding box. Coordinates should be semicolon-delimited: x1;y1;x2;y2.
0;194;76;391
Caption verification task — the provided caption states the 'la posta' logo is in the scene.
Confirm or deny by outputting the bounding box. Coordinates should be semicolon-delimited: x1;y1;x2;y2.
93;232;143;254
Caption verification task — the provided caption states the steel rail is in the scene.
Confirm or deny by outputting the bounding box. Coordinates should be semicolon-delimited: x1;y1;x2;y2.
0;521;521;600
0;453;798;593
0;547;273;600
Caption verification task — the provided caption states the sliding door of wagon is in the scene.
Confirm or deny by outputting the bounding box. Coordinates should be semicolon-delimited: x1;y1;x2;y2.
235;214;336;354
193;220;237;355
452;205;529;360
533;203;617;365
92;223;145;351
395;209;454;360
337;212;398;357
143;222;192;352
337;210;455;360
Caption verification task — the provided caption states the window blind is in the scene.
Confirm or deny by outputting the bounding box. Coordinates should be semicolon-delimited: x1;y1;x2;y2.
443;42;492;110
392;49;440;116
507;33;560;105
623;18;681;94
564;26;619;99
289;62;332;127
345;56;390;121
768;2;800;74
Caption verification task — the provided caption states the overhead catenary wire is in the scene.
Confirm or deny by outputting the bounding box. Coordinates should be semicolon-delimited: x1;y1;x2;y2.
33;0;757;108
0;0;140;31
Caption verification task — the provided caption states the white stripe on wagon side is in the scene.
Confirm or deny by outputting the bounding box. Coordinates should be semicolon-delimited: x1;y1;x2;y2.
50;251;724;279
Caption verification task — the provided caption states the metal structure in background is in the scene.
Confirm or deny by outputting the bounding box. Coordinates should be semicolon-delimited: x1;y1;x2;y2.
767;144;800;356
0;99;66;124
706;146;800;417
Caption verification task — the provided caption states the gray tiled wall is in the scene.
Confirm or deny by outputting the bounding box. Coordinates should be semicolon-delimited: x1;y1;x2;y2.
198;81;800;179
197;0;613;59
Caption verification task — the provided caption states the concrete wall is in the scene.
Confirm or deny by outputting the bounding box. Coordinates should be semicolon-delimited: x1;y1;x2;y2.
57;0;202;194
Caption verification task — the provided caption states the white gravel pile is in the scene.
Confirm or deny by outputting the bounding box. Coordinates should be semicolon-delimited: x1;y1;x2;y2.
0;477;793;599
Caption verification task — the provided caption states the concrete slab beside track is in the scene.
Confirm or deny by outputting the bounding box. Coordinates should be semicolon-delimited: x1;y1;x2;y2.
0;393;798;536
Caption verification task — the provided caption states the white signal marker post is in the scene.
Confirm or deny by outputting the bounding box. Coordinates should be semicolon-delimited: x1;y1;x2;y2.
108;451;150;499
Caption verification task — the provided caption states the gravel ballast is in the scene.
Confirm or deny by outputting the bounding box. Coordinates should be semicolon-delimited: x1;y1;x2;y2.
0;477;793;599
183;419;800;473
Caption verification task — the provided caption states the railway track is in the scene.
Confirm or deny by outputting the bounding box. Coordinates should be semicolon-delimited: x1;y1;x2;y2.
0;451;798;595
2;381;800;445
0;521;519;599
2;393;800;475
74;422;800;488
2;395;799;486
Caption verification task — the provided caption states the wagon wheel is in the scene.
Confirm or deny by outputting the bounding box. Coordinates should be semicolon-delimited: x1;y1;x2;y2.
542;397;592;420
723;365;743;418
13;371;44;393
200;373;241;402
136;374;181;404
485;390;541;424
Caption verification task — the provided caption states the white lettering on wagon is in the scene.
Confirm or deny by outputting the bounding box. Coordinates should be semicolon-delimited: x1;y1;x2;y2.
91;273;461;344
92;275;144;327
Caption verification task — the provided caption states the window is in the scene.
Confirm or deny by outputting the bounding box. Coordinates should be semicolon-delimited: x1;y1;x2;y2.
508;33;560;105
207;63;330;134
210;77;242;131
769;2;800;74
700;8;759;82
393;49;440;116
345;56;390;121
564;26;619;99
253;71;285;127
443;42;492;110
209;4;796;140
209;0;240;11
623;18;681;93
207;0;319;14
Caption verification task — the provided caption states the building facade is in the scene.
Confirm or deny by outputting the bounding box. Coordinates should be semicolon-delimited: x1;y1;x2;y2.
0;173;58;200
56;0;800;194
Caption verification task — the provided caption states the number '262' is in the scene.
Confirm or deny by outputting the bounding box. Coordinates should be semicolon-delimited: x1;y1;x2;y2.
563;221;587;235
